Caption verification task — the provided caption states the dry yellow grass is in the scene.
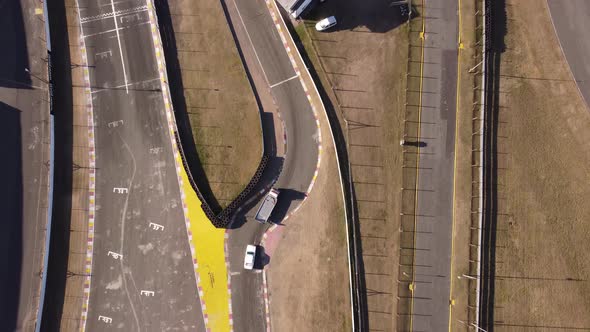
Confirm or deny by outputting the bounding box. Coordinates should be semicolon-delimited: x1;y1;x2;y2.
167;0;262;208
294;3;408;329
493;1;590;330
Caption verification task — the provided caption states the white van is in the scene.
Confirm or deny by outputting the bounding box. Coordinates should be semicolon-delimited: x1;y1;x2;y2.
315;16;337;31
243;245;257;270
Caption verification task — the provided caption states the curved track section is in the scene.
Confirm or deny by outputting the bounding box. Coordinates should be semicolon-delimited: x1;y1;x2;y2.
221;0;321;331
547;0;590;112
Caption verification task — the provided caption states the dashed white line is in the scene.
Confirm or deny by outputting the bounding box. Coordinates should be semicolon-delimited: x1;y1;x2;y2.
269;73;299;88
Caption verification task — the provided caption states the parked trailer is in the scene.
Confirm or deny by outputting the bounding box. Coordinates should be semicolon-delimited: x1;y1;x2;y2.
255;189;280;223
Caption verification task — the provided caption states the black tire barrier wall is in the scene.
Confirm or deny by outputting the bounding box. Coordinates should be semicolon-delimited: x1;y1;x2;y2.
174;131;270;228
478;0;506;329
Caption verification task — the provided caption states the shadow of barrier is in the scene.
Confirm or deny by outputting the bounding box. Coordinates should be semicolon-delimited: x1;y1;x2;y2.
174;131;269;228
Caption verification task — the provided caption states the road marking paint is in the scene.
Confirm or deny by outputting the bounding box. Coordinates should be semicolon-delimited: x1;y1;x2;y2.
107;120;124;128
90;77;161;94
269;74;299;88
140;290;155;296
84;27;122;38
107;251;123;260
146;2;232;330
149;147;163;154
112;187;128;194
148;222;165;231
110;0;130;93
97;315;112;323
80;5;147;23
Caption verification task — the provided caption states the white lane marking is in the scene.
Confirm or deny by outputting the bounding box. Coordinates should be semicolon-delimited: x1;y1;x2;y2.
84;27;122;38
107;251;123;260
269;73;299;88
230;0;270;85
98;315;113;323
107;120;124;128
113;187;128;194
110;0;130;93
140;290;155;297
99;0;132;7
80;5;147;23
90;77;161;94
230;271;241;276
148;222;165;231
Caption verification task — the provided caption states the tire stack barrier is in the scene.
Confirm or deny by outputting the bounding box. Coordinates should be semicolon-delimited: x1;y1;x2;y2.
174;131;270;228
216;154;269;222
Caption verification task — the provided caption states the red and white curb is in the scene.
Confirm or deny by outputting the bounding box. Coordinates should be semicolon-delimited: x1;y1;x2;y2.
147;2;233;331
275;110;288;157
262;269;272;332
263;0;323;222
72;1;96;330
255;1;326;330
225;230;234;330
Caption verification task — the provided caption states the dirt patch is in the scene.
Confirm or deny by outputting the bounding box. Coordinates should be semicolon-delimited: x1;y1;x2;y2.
165;0;262;209
292;2;409;330
492;1;590;330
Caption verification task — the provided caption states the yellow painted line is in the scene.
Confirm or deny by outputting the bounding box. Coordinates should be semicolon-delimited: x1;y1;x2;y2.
409;1;426;330
448;0;464;330
35;8;43;15
177;154;230;332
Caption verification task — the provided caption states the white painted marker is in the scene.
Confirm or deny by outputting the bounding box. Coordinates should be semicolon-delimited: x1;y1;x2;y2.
149;147;163;154
140;290;155;297
107;251;123;260
148;222;164;231
107;120;124;128
113;187;128;194
98;315;113;323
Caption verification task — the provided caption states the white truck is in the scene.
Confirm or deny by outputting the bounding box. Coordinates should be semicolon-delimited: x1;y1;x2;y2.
254;189;280;223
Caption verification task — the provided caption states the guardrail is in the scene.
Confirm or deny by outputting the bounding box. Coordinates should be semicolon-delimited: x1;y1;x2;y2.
477;0;501;329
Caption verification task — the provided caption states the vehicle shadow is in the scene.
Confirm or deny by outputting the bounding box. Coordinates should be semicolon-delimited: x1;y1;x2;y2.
254;245;271;270
41;0;75;330
298;0;412;33
401;140;427;148
0;0;31;89
268;188;307;224
0;102;23;332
